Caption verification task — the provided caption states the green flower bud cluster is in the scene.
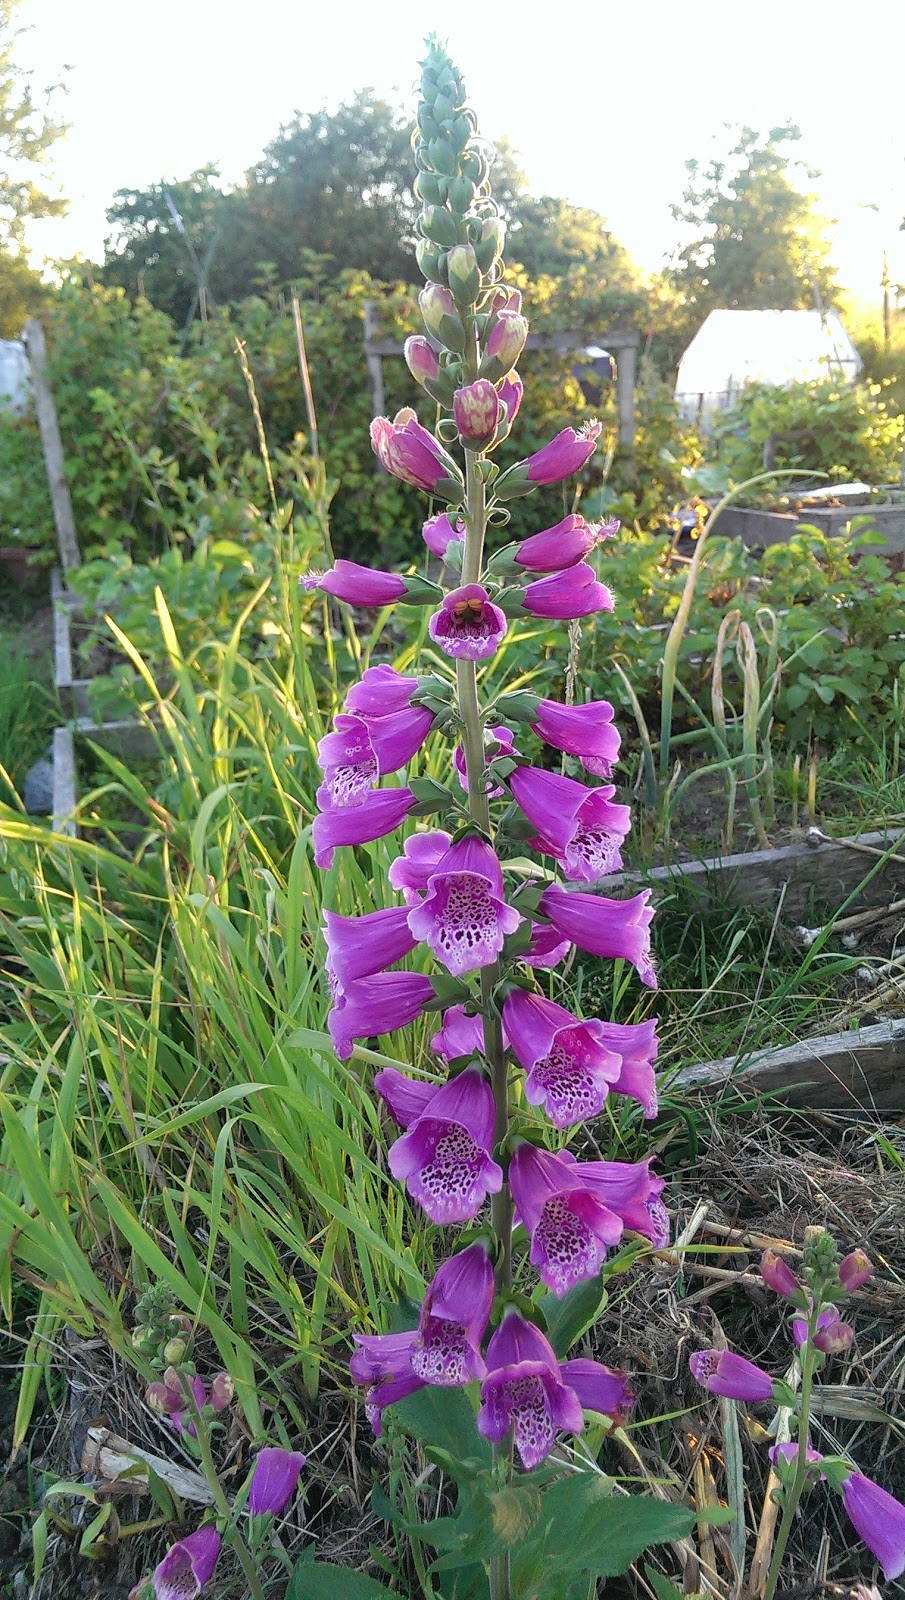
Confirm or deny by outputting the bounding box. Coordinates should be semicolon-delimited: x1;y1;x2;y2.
414;37;508;395
131;1283;194;1367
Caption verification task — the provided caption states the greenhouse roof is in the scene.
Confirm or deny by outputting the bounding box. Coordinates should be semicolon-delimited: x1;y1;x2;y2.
675;309;862;424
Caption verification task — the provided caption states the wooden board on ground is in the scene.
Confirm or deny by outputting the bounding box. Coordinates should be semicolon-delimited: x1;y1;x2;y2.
602;830;905;921
672;1020;905;1111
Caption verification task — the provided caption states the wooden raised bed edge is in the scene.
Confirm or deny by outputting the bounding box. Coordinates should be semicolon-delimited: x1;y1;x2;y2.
670;1020;905;1113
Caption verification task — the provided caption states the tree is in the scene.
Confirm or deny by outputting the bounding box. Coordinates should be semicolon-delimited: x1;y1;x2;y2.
0;0;67;335
669;125;837;331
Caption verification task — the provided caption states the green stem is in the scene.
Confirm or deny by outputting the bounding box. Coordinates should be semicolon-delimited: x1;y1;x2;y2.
456;420;512;1600
761;1337;819;1600
179;1376;268;1600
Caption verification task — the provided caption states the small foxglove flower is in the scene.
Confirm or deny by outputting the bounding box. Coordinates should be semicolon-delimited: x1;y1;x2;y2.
316;707;433;810
509;1142;623;1296
839;1471;905;1581
477;1309;585;1470
303;559;408;606
343;664;420;717
370;410;463;496
522;562;613;620
312;788;417;870
322;906;418;999
453;724;517;798
422;511;464;558
838;1248;873;1292
349;1331;425;1436
248;1446;307;1516
510;765;631;881
501;989;623;1129
538;884;657;988
407;836;522;977
152;1525;221;1600
689;1349;777;1401
327;971;436;1060
386;1066;503;1224
530;696;621;778
514;515;602;573
428;583;508;661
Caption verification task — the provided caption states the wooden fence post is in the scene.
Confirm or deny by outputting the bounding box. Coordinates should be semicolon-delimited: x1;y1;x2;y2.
23;318;81;574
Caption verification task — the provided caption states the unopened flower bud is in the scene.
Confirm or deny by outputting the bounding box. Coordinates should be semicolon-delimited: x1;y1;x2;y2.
483;311;529;376
419;283;456;341
208;1372;235;1412
145;1381;174;1415
415;240;443;282
404;336;440;389
163;1337;188;1366
447;244;480;306
475;217;505;272
420;205;459;248
838;1249;873;1293
760;1249;801;1300
488;287;522;315
453;380;501;445
447;176;475;213
814;1318;855;1354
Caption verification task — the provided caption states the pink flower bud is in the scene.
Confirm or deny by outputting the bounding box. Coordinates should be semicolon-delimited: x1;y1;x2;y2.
760;1249;801;1300
485;311;528;371
488;287;522;315
453;379;501;444
422;512;464;558
813;1317;855;1355
419;284;456;341
838;1249;873;1293
404;336;440;389
208;1372;235;1412
498;372;523;427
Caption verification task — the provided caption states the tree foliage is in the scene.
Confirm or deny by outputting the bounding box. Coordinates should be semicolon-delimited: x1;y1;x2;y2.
0;0;67;334
669;125;837;335
100;92;645;325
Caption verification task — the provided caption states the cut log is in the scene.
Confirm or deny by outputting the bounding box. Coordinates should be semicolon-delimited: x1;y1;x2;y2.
672;1019;905;1110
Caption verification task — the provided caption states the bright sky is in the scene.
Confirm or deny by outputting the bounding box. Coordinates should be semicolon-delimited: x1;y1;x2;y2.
16;0;905;307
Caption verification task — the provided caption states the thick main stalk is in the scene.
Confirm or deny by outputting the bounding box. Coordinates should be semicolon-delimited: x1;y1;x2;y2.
457;439;513;1600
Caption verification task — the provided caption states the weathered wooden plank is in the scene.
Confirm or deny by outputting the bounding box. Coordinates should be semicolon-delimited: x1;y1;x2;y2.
602;830;905;921
51;725;76;837
23;319;82;573
51;567;74;709
672;1020;905;1110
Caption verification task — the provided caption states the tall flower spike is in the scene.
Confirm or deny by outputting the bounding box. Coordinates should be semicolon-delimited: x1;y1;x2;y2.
407;835;522;977
387;1066;503;1223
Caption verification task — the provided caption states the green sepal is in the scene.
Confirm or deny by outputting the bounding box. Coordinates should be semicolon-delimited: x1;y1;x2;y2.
401;575;445;605
494;690;541;722
438;311;467;351
495;586;529;618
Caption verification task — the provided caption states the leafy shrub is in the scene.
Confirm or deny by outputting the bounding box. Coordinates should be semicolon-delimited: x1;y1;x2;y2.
0;405;55;554
711;378;904;496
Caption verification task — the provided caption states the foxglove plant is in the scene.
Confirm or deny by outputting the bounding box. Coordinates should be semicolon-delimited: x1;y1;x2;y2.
310;39;670;1600
690;1227;905;1593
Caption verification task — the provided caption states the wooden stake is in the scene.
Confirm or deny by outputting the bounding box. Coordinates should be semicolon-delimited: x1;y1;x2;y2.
23;318;81;573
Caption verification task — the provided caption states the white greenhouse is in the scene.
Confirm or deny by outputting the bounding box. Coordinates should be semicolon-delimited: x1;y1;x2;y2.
675;309;862;427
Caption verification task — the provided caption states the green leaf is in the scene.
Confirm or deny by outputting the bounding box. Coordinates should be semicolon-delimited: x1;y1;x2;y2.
540;1272;608;1358
513;1477;702;1589
288;1552;396;1598
646;1567;687;1600
394;1386;491;1479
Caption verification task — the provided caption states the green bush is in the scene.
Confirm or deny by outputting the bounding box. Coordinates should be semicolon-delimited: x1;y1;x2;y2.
710;378;904;496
